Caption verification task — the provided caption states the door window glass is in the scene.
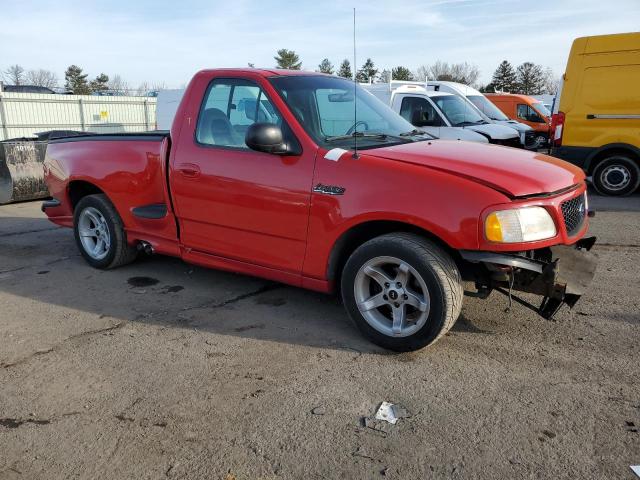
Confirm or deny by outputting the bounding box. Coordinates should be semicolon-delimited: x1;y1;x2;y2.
197;79;282;148
399;96;444;126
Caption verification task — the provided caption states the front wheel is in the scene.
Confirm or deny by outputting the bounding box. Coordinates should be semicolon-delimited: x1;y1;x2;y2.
73;194;137;269
341;233;463;352
592;155;640;196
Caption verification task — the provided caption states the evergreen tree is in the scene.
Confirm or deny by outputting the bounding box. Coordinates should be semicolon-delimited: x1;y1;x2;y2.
516;62;545;94
64;65;90;94
356;58;378;83
337;59;353;79
274;49;301;70
491;60;517;92
392;66;414;81
317;58;334;74
89;73;109;93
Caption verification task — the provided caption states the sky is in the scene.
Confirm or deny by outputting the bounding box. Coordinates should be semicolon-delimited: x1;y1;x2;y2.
1;0;639;88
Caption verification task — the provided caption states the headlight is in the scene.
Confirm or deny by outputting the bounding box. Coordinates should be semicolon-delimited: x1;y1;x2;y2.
485;207;557;243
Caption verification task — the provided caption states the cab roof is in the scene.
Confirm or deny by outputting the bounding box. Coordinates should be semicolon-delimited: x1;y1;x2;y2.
196;68;330;78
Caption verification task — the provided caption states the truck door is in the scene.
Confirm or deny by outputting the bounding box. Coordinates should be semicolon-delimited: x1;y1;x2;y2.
394;94;447;137
169;76;314;276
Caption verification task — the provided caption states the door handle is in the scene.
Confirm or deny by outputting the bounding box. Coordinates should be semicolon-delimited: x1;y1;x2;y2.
177;163;200;178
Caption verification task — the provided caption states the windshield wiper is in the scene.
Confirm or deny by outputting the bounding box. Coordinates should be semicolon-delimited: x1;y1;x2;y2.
456;120;486;127
325;132;409;143
399;129;434;138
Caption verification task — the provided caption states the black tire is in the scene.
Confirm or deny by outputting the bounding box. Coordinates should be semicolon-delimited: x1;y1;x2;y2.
592;154;640;196
341;233;463;352
73;194;137;269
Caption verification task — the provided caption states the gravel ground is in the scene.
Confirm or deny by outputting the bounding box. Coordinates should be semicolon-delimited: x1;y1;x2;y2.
0;194;638;479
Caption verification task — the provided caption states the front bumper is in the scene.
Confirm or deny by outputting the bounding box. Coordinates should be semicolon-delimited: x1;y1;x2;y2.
460;236;597;319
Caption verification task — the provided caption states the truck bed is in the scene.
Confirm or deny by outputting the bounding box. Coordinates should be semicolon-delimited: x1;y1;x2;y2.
44;130;179;255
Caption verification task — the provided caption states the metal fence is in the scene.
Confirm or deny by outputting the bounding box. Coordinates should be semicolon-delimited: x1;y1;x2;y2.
0;92;157;141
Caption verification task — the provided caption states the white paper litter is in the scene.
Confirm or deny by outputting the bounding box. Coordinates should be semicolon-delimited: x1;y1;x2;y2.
324;148;349;162
631;466;640;478
375;401;399;425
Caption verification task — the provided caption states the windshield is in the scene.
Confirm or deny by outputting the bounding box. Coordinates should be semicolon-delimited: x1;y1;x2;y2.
431;95;485;126
269;75;430;149
533;102;551;117
467;95;509;121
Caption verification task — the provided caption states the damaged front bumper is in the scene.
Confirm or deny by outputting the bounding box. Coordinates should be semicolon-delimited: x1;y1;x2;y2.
460;237;598;319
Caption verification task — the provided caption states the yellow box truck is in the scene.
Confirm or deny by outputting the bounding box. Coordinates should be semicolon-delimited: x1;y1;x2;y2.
551;32;640;196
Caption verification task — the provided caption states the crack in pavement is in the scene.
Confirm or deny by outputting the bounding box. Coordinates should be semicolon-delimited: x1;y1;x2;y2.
1;322;124;369
0;255;80;275
0;226;62;238
595;243;640;249
180;284;281;313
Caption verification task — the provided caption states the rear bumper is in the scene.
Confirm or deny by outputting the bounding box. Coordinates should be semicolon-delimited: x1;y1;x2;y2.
460;236;597;319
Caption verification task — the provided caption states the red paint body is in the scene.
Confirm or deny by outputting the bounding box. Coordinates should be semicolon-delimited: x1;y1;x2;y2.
43;69;590;292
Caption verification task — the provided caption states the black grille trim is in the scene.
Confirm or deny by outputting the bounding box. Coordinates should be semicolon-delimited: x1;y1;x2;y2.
560;193;586;236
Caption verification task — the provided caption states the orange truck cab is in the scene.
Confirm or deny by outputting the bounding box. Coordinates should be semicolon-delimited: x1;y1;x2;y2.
487;94;551;147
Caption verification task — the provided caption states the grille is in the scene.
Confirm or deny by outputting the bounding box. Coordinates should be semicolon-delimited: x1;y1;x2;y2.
524;131;537;147
560;193;586;236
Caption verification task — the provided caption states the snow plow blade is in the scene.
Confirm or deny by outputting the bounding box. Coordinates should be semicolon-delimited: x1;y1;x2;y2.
0;139;49;204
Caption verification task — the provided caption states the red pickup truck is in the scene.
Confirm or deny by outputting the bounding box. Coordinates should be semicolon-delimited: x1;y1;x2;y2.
42;69;596;351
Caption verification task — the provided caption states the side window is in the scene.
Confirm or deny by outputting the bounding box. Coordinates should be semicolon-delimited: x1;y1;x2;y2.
399;96;443;127
517;104;544;123
516;104;528;121
196;79;282;148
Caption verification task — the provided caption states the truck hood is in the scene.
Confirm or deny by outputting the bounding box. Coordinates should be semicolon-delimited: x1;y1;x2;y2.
423;126;489;143
366;140;585;198
464;122;519;140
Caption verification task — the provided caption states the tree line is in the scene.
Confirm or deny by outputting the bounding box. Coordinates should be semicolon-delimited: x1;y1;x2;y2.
484;60;557;95
3;54;559;96
1;64;165;96
273;49;558;94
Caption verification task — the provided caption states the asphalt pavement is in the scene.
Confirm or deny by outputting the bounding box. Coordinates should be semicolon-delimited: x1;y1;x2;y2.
0;194;638;479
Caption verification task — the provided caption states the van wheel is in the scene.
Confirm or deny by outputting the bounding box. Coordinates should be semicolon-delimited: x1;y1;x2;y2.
73;194;138;269
341;233;463;352
592;154;640;196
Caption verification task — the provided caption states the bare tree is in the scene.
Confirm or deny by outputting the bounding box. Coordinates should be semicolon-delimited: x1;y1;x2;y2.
413;65;430;82
3;64;26;85
108;74;130;94
542;67;560;94
133;81;166;96
26;69;58;89
427;61;480;86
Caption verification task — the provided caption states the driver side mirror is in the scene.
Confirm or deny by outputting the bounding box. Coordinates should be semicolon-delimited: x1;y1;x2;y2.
245;123;300;156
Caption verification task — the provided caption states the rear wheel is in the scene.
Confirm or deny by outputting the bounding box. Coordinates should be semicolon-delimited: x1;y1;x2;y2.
73;194;137;269
592;154;640;196
341;233;463;352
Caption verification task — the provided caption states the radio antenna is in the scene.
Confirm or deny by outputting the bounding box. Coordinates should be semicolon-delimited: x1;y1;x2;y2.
352;7;359;159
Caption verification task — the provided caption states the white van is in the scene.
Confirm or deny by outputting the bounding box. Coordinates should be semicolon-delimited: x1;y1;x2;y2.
426;81;536;148
365;82;522;147
155;89;185;130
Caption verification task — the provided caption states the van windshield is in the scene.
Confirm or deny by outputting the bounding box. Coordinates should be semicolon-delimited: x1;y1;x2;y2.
269;75;432;149
432;95;485;126
467;95;509;121
533;102;551;117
